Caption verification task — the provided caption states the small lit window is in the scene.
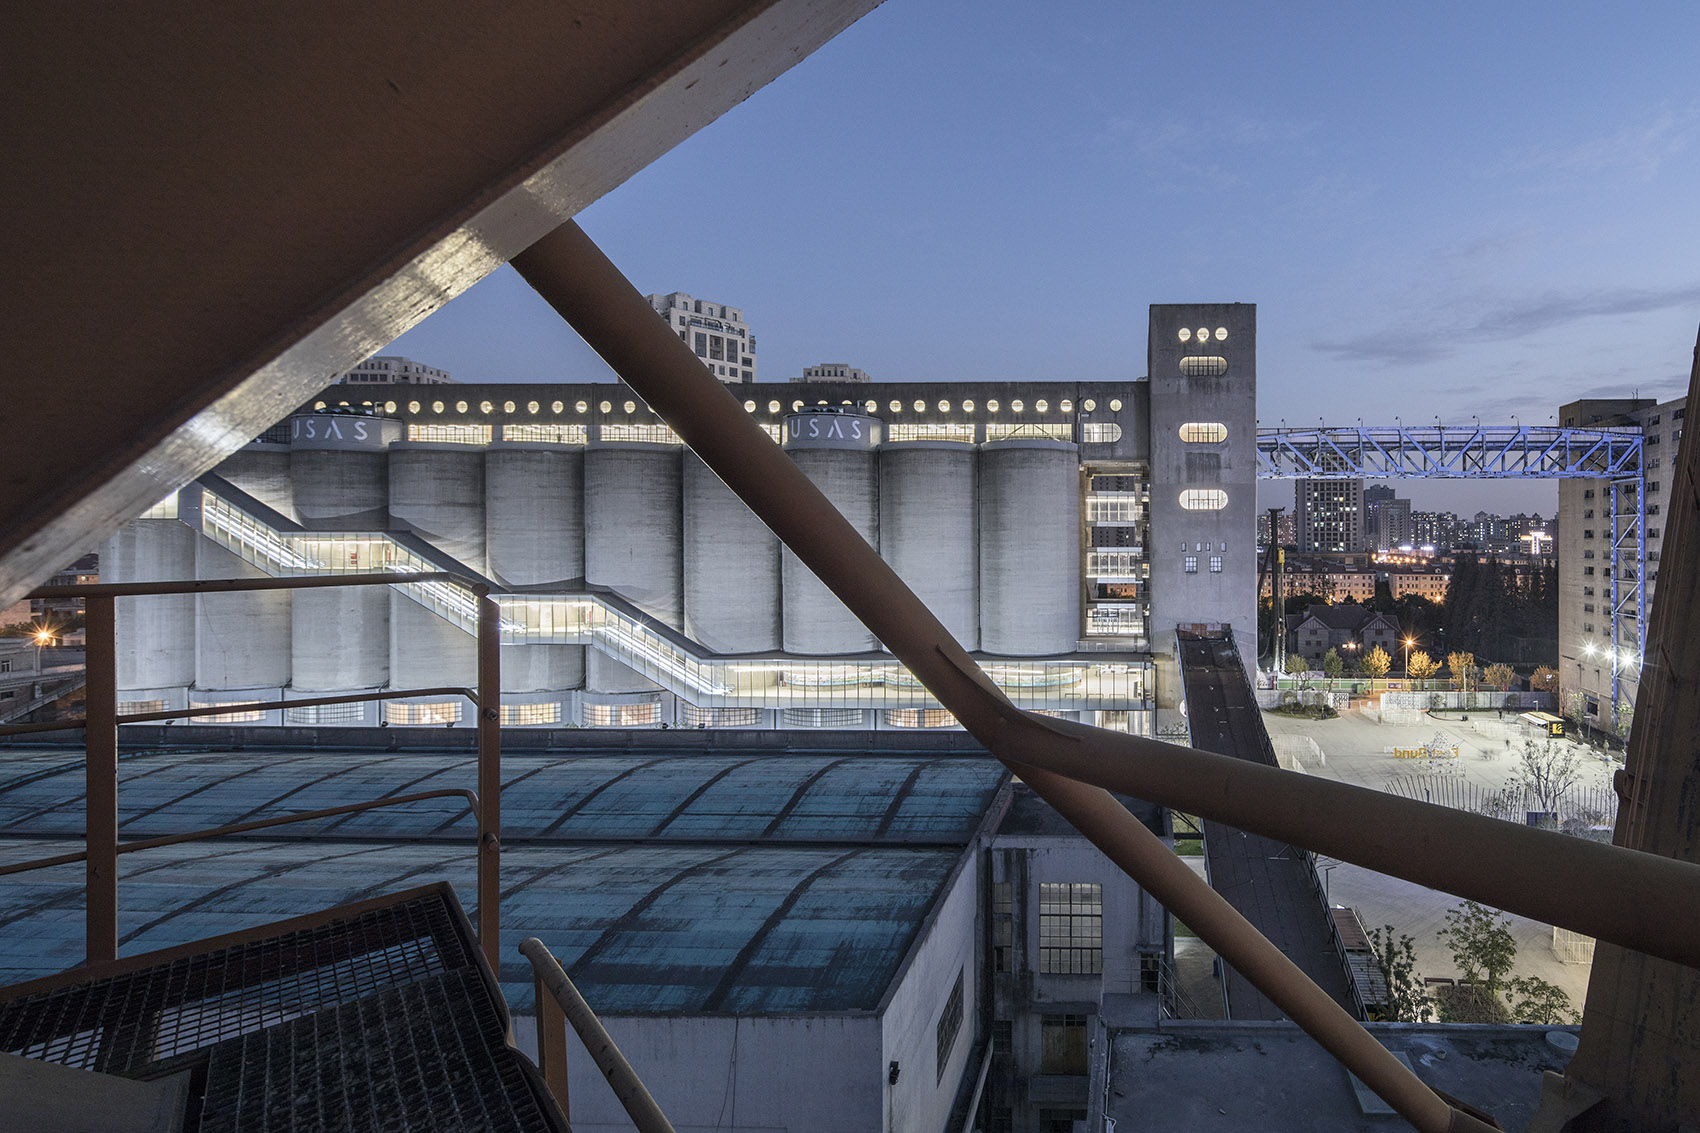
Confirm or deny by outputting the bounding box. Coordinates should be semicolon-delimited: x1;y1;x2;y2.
384;701;464;726
962;399;975;412
384;401;397;414
1209;556;1223;573
431;401;444;413
479;400;494;413
866;400;878;412
1083;399;1096;411
1061;399;1073;412
1195;326;1209;341
1178;422;1229;443
584;702;662;727
1034;399;1047;413
1179;489;1229;510
503;400;516;413
987;399;1000;412
1011;399;1025;412
574;401;587;413
1109;399;1123;411
889;400;902;413
1214;327;1228;341
599;401;612;413
1184;556;1198;573
765;400;780;413
456;400;469;413
1082;423;1122;443
500;702;563;726
793;400;805;411
408;401;421;413
527;401;540;414
1178;328;1192;342
623;400;637;414
938;400;951;412
914;399;926;412
744;400;757;412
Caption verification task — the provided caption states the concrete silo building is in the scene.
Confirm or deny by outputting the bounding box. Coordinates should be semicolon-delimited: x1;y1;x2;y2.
102;304;1257;735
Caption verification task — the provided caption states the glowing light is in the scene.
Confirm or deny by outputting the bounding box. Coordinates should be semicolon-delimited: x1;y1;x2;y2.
1214;327;1228;341
480;401;493;414
1178;328;1191;342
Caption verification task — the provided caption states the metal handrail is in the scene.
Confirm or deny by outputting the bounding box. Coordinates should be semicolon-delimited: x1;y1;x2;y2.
0;788;479;877
21;571;503;972
519;938;678;1133
0;686;477;736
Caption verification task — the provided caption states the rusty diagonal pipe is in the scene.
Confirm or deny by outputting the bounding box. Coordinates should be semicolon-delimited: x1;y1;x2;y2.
509;222;1518;1132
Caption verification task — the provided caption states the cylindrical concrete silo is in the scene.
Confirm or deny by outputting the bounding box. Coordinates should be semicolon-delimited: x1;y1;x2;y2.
390;444;487;575
195;540;290;691
486;443;586;694
782;417;880;655
584;444;683;630
879;442;978;651
389;594;477;692
290;429;391;692
103;518;197;704
214;446;296;520
684;451;780;653
979;439;1081;655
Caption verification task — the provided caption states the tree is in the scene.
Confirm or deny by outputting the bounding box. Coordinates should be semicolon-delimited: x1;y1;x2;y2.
1447;650;1475;689
1484;662;1515;692
1321;647;1344;679
1512;738;1582;817
1506;976;1578;1025
1439;900;1516;1000
1367;925;1433;1022
1407;651;1440;681
1284;653;1308;676
1370;576;1395;614
1363;645;1391;679
1529;666;1558;694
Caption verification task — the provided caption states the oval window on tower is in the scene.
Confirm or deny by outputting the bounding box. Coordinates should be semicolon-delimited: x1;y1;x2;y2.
1179;489;1229;511
1179;356;1230;378
1178;422;1229;443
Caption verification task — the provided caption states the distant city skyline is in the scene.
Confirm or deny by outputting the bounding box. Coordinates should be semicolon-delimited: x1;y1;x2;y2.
389;1;1698;517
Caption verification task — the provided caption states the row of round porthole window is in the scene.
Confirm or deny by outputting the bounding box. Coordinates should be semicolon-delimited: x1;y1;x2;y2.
1180;326;1229;343
322;396;1132;417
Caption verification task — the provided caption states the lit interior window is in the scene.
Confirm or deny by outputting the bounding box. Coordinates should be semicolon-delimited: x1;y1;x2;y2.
1109;399;1122;411
1179;489;1229;510
623;400;637;413
1036;399;1049;413
865;400;878;412
1082;423;1123;443
574;401;587;413
1083;399;1096;411
1178;422;1229;443
314;401;327;410
1195;327;1209;341
793;400;805;411
962;399;975;412
527;401;539;414
431;401;444;413
384;401;397;414
1011;399;1025;412
1060;399;1073;413
551;401;564;413
504;400;517;413
913;399;925;412
456;400;469;413
480;400;493;413
599;401;612;413
938;400;950;412
817;399;828;406
768;400;781;413
408;401;421;413
1179;356;1229;378
987;399;1000;412
1178;328;1192;342
744;400;757;412
1214;327;1228;341
890;400;902;413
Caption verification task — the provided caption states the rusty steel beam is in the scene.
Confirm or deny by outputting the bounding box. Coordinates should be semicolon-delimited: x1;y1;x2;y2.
475;591;503;972
510;221;1496;1133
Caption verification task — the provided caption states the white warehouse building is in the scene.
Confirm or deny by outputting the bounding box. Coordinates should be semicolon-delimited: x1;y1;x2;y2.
103;304;1257;736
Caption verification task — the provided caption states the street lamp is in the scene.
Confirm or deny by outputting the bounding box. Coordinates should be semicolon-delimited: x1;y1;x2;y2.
32;626;51;671
1403;636;1415;679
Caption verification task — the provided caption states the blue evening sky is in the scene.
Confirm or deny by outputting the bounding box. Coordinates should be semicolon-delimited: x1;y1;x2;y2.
391;1;1700;516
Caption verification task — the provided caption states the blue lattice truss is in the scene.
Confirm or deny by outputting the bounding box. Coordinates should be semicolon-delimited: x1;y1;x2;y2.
1257;426;1645;721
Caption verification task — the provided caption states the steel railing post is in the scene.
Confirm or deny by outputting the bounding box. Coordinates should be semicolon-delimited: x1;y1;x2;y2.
534;964;571;1116
476;589;502;972
83;593;118;966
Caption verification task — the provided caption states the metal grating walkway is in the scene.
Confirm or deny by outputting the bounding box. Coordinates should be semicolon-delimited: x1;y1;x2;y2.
0;884;565;1131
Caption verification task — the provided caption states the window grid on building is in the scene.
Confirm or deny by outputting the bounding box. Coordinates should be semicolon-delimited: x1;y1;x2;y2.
501;423;587;444
189;702;266;724
118;699;167;717
599;423;681;445
284;701;365;726
1177;422;1229;443
986;422;1073;442
1081;422;1123;444
936;970;964;1081
780;707;864;729
679;705;763;728
1038;882;1103;974
1179;489;1229;510
383;701;464;726
885;707;958;729
1183;556;1198;573
1209;555;1223;573
499;702;563;726
886;423;976;443
406;423;493;445
584;702;661;727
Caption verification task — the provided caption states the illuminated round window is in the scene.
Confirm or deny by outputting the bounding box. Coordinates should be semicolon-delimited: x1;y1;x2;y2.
865;400;878;413
337;401;350;408
1110;399;1122;411
431;401;444;414
527;401;539;414
551;401;563;414
793;400;805;411
1179;489;1229;511
818;399;828;406
987;399;1000;413
599;401;612;413
913;399;926;412
1036;399;1049;413
1196;327;1209;342
1060;399;1073;413
1179;356;1229;378
574;401;587;414
770;400;783;413
962;399;975;412
1178;328;1192;342
890;400;903;413
1083;399;1096;412
480;400;493;414
384;401;397;414
504;400;517;413
408;401;421;414
938;400;950;412
314;400;327;410
622;400;636;414
1178;422;1229;443
1011;399;1025;412
1214;327;1228;341
456;400;469;413
744;400;757;412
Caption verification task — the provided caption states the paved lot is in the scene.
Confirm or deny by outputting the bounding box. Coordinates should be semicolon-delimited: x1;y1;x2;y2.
1259;706;1613;1015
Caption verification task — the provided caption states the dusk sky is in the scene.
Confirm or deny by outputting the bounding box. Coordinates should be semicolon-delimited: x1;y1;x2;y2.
391;1;1700;517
